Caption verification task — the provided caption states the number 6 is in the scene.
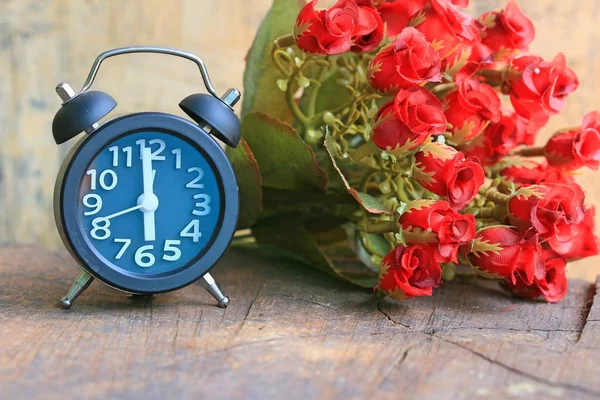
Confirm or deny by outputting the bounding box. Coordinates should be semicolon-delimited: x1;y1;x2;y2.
135;245;155;267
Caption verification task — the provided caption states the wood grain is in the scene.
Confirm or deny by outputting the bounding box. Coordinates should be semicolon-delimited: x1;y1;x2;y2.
0;0;599;281
0;246;598;399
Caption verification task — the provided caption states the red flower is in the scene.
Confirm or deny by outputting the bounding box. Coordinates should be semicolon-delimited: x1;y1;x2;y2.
465;226;544;285
507;53;579;132
485;113;526;155
415;0;479;59
561;207;600;261
507;183;586;255
372;87;447;154
543;111;600;170
458;112;531;165
377;244;442;300
499;158;575;186
457;133;495;165
368;27;442;93
480;0;535;55
398;200;476;263
450;0;469;7
376;0;427;37
445;41;494;74
294;0;384;55
445;72;501;143
413;141;486;209
503;249;568;303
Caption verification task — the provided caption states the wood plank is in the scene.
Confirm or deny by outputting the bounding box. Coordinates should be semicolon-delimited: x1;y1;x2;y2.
0;246;598;399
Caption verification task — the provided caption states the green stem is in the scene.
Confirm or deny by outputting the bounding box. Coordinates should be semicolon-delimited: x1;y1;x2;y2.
486;189;510;205
286;69;311;130
306;65;328;118
273;34;295;50
431;82;457;94
350;141;378;162
512;146;544;157
362;221;397;234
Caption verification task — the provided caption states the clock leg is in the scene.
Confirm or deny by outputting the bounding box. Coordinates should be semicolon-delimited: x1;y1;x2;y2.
60;270;94;309
201;273;230;308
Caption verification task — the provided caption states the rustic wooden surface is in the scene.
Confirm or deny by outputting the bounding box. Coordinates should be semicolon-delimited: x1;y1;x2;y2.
0;246;598;399
0;0;599;281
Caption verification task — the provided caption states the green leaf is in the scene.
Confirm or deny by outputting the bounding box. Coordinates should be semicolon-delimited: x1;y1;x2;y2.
253;215;378;288
323;132;391;215
242;0;302;120
242;112;328;192
226;139;263;229
299;68;352;115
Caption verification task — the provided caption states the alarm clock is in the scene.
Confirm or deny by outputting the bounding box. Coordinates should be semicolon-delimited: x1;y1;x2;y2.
52;47;241;309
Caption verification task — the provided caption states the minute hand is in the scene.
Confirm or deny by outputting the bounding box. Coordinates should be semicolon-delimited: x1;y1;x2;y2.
141;147;157;241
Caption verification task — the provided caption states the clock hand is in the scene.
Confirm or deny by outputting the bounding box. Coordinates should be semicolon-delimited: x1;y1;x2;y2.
95;204;144;222
141;147;157;241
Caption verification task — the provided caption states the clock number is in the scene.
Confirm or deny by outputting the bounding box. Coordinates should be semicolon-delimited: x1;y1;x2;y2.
91;218;111;240
172;148;182;169
86;169;97;190
192;194;211;216
109;146;119;167
87;169;118;191
114;238;132;260
122;146;133;167
136;139;166;161
180;220;202;243
186;167;204;189
163;240;182;261
108;146;133;167
83;194;102;216
135;245;155;267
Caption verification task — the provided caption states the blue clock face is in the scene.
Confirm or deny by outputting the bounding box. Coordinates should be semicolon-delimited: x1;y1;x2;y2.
78;131;222;275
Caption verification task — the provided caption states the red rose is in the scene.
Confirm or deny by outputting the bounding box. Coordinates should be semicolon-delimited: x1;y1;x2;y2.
459;112;530;165
480;0;535;55
485;113;525;156
543;111;600;170
413;141;486;209
508;53;579;132
507;183;586;254
445;72;501;143
458;133;495;165
377;244;442;300
561;207;600;261
376;0;427;37
450;0;469;7
368;27;442;93
398;200;476;263
446;41;494;74
352;5;386;52
499;158;575;186
372;86;447;154
415;0;479;59
503;249;567;303
465;226;544;285
294;0;384;55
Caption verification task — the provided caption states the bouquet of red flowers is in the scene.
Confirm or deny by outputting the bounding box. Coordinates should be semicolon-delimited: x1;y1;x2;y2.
229;0;600;303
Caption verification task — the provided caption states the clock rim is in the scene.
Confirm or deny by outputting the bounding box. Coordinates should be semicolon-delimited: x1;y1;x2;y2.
55;112;239;294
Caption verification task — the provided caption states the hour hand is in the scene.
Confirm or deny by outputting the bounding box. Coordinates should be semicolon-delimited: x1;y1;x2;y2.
140;147;158;241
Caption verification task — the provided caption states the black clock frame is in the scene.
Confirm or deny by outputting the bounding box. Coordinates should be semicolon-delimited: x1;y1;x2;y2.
54;112;239;294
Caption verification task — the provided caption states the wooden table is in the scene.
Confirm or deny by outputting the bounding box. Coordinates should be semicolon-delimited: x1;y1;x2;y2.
0;246;598;399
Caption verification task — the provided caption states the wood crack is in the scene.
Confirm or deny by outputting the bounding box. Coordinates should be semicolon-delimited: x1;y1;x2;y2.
278;294;336;310
376;302;410;328
432;334;600;398
575;282;597;345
